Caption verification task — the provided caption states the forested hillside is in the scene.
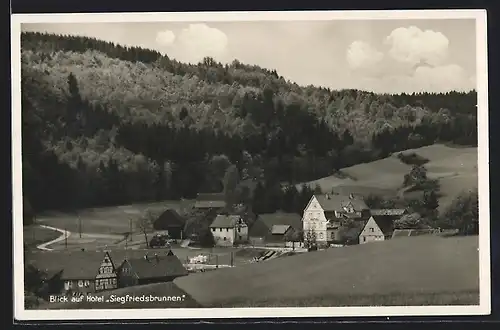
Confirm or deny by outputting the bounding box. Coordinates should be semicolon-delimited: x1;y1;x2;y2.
20;32;478;217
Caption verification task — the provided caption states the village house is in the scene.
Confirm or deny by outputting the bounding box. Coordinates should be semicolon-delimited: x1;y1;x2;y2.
248;212;302;248
337;216;395;245
194;193;226;211
153;209;186;240
32;251;119;297
359;216;394;244
26;249;187;297
209;214;248;246
118;251;188;287
302;193;370;247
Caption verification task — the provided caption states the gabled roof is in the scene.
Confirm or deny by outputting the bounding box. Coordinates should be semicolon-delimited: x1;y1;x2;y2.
270;224;291;235
25;249;182;280
249;213;302;238
209;214;244;228
194;193;226;209
153;209;186;229
368;216;394;236
122;253;188;279
313;194;368;212
370;209;407;216
25;251;115;280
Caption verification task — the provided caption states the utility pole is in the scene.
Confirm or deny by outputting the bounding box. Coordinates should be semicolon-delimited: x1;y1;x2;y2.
78;213;82;238
65;227;68;249
230;252;233;267
216;255;218;269
129;218;133;242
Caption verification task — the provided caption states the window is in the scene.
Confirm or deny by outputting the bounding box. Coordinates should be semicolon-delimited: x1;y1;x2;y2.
226;228;229;232
219;228;222;232
212;228;215;232
238;228;241;233
78;280;84;287
223;237;226;241
64;281;73;290
84;280;90;287
363;237;366;242
331;232;335;239
370;228;374;233
239;235;242;240
319;232;324;239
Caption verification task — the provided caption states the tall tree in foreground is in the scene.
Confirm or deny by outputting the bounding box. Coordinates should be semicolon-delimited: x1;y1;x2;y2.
136;209;157;248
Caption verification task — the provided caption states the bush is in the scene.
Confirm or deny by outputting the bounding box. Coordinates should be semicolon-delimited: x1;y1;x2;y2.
439;190;479;235
397;152;429;166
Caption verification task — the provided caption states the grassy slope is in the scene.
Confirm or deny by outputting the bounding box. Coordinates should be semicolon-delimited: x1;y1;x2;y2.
37;282;201;309
23;225;61;250
174;236;479;307
299;144;478;212
36;199;194;235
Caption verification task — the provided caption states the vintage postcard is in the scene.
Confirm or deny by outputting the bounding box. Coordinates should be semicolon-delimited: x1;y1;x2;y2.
12;10;490;321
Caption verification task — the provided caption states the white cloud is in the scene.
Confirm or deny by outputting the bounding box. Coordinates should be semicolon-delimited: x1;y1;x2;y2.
413;64;472;92
355;64;474;94
167;24;228;64
346;26;474;93
385;26;450;67
156;30;176;46
346;41;384;72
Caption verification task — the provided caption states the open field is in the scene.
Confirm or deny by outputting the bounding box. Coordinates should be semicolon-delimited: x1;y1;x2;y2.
299;144;478;212
35;199;194;235
23;225;61;250
174;235;479;307
36;282;201;309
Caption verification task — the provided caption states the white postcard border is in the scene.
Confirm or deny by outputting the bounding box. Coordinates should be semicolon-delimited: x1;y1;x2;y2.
11;9;490;321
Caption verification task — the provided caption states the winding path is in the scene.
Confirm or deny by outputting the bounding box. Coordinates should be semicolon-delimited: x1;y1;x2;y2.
36;225;71;251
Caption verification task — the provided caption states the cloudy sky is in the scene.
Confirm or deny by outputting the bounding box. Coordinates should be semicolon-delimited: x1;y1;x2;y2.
22;19;477;94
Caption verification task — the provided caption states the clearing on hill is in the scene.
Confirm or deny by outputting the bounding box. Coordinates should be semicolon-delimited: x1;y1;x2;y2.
299;144;477;212
35;199;194;235
174;235;479;307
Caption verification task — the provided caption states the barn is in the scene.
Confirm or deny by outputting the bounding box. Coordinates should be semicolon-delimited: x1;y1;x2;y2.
153;209;186;239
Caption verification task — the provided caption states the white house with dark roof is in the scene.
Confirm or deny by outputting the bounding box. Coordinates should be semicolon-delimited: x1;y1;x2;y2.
209;214;248;246
302;193;370;246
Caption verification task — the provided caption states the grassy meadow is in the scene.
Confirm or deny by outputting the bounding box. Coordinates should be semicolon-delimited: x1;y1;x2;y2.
299;144;478;212
35;199;194;235
174;235;479;307
23;225;61;250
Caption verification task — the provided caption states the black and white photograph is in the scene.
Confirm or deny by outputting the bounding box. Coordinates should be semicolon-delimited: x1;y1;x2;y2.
12;10;490;320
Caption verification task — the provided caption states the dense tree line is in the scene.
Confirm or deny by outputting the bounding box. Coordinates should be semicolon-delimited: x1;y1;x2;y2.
20;32;478;219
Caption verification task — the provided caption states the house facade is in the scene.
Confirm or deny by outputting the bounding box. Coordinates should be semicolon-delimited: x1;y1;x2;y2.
210;215;248;246
61;251;119;296
359;216;387;244
302;193;370;247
